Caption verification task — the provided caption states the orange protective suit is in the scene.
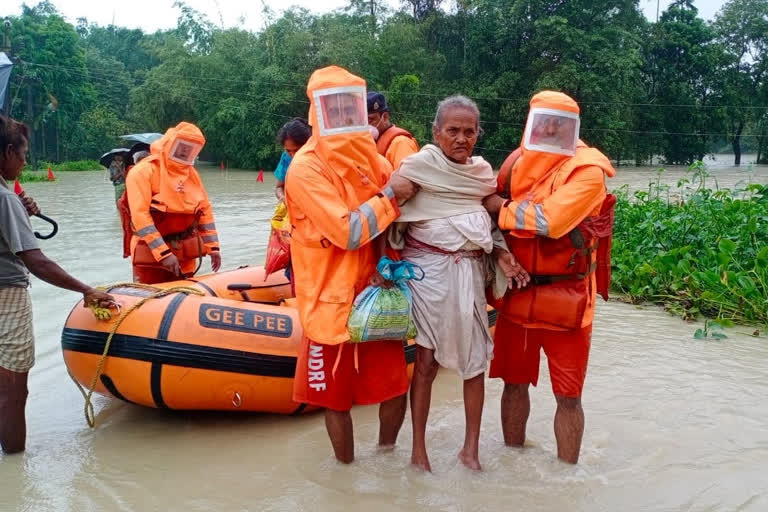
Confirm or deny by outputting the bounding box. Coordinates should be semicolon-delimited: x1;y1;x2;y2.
285;66;401;345
126;122;220;283
493;91;616;331
286;66;408;411
489;91;616;397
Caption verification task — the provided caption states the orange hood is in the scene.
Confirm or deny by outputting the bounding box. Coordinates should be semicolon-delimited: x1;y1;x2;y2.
148;121;207;212
517;91;581;191
301;66;382;194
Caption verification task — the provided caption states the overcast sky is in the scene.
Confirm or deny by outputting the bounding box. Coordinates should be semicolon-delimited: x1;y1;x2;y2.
1;0;726;34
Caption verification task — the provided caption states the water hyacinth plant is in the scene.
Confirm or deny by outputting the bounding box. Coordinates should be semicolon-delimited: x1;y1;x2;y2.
612;162;768;328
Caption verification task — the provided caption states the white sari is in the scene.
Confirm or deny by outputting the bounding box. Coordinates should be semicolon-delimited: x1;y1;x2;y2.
391;145;505;379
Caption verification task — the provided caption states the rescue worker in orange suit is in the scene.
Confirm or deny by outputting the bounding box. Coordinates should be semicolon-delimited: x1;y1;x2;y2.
286;66;419;464
125;122;222;284
483;91;616;464
367;91;419;170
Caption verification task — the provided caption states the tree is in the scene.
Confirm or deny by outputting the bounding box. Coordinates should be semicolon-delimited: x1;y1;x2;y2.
173;1;215;54
67;105;129;158
643;0;724;164
77;22;158;73
401;0;444;21
345;0;389;37
7;1;96;163
714;0;768;164
450;0;646;164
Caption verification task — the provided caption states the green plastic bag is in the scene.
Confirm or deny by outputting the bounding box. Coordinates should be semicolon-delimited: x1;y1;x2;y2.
347;257;424;343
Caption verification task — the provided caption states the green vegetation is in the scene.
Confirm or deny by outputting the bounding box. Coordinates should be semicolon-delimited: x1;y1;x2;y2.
24;160;102;172
17;160;103;182
17;160;102;182
2;0;767;170
17;171;50;183
46;160;102;172
694;319;730;340
612;162;768;328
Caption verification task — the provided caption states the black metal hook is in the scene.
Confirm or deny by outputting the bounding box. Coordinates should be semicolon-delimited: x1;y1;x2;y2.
33;213;58;240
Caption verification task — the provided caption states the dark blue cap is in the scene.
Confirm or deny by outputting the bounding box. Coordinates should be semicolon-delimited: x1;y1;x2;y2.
367;91;389;114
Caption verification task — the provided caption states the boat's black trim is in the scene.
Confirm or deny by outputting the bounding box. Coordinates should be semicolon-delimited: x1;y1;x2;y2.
150;363;168;409
62;328;298;378
158;293;186;340
100;374;136;404
151;293;187;409
188;279;217;297
61;309;493;383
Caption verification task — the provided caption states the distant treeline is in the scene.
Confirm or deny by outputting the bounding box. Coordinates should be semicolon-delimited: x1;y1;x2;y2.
3;0;767;169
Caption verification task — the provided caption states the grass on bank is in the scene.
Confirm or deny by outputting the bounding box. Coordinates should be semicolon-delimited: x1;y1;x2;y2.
17;171;51;183
18;160;104;182
23;160;103;173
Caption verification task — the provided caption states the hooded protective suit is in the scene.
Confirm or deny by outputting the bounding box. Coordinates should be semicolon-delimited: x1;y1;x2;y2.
285;66;400;345
126;122;220;283
493;91;616;330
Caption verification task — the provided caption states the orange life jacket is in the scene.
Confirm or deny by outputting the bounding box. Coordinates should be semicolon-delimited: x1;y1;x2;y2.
376;126;414;155
496;147;616;330
376;125;419;170
129;207;205;267
119;183;200;262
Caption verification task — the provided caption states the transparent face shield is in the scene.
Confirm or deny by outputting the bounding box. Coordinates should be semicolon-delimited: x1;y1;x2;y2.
523;108;580;156
313;86;368;136
168;138;203;165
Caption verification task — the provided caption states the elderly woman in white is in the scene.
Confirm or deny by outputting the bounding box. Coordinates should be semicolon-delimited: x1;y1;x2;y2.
389;96;529;471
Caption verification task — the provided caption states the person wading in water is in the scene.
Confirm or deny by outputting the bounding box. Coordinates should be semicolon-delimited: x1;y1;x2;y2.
0;114;115;454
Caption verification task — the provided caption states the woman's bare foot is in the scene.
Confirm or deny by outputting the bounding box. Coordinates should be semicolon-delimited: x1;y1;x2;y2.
376;443;396;453
411;452;432;472
458;449;482;471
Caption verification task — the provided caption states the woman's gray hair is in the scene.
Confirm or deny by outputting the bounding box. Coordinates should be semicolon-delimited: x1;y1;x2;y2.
432;95;481;130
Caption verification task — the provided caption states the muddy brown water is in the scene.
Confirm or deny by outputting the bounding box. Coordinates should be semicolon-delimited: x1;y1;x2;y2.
2;155;767;511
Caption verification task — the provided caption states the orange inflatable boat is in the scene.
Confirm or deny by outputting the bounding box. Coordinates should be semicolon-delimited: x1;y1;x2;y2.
61;266;497;414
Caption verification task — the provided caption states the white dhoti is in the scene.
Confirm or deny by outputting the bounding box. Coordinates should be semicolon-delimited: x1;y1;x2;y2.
402;213;494;380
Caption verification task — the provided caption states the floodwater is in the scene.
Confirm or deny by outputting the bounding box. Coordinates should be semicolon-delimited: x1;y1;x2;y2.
2;156;767;511
610;153;768;195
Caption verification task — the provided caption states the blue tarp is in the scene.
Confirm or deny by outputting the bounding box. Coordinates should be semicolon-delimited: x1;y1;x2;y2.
0;52;12;113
